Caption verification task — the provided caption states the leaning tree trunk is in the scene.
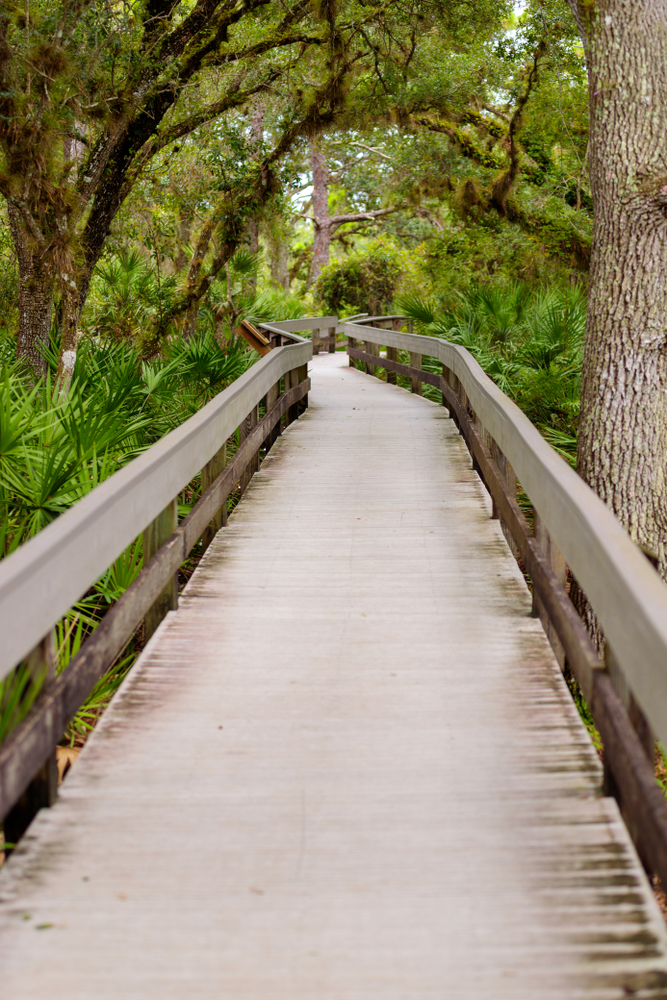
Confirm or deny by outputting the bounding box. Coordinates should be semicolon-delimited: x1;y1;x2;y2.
308;135;332;287
570;0;667;575
8;206;54;378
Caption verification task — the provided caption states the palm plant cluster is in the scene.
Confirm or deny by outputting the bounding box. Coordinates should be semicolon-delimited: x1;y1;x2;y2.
398;283;586;467
0;329;253;747
85;250;306;349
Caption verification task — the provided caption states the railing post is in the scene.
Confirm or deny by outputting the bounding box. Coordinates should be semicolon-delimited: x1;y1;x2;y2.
533;510;567;669
201;440;228;553
386;319;400;385
144;498;178;641
285;368;300;425
264;379;281;452
328;325;336;353
490;441;520;559
386;346;398;383
240;404;260;494
605;644;654;765
312;328;320;355
3;633;57;850
410;352;422;395
364;340;376;377
297;362;308;414
348;335;356;367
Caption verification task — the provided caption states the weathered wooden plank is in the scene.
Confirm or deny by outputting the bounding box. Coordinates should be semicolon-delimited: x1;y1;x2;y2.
3;352;666;996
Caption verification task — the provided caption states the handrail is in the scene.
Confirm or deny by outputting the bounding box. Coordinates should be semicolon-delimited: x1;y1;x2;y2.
345;319;667;889
258;317;337;335
0;337;308;682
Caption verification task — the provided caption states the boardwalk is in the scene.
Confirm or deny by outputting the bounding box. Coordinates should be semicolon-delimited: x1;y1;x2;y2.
1;351;667;998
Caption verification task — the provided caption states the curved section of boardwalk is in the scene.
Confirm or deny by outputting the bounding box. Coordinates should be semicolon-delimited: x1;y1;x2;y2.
2;352;667;998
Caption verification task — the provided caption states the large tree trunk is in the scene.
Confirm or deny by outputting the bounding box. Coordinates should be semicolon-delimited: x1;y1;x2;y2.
270;237;290;291
8;206;54;378
245;100;265;295
309;135;332;287
570;0;667;575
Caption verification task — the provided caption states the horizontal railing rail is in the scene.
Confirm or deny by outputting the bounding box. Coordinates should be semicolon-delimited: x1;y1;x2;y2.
345;320;667;889
0;319;330;841
258;318;339;356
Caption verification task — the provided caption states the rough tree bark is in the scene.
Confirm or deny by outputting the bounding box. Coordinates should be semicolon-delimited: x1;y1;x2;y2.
308;136;400;287
309;134;333;286
246;99;265;295
8;206;54;378
568;0;667;574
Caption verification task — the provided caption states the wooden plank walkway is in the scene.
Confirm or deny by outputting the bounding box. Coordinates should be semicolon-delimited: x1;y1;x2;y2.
2;351;667;998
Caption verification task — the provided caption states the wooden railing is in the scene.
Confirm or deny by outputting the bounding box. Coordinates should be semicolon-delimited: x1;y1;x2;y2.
256;316;339;355
0;323;321;844
345;320;667;889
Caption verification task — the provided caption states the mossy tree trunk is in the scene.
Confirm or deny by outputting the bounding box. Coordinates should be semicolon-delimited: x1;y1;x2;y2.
7;206;54;379
569;0;667;574
309;135;333;288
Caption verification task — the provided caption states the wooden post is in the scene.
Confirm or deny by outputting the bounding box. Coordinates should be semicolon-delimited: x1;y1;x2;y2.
3;633;57;850
386;346;398;384
348;336;356;367
297;362;308;414
532;510;567;670
312;328;320;355
328;325;336;353
144;498;178;641
201;441;227;553
490;441;520;560
364;341;376;377
285;368;300;426
605;644;654;763
264;379;281;452
240;404;260;494
441;364;451;412
410;352;422;395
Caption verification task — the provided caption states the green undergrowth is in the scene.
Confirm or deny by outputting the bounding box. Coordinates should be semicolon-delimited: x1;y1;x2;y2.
0;332;254;749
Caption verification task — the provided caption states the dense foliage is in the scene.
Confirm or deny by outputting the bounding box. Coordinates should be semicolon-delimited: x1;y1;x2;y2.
0;0;598;755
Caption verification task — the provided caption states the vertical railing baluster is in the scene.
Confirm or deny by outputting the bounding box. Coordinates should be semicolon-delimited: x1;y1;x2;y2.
328;325;336;353
144;499;178;640
364;340;376;377
264;378;281;451
240;404;260;494
533;510;567;669
201;440;228;553
410;352;422;395
3;632;57;850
